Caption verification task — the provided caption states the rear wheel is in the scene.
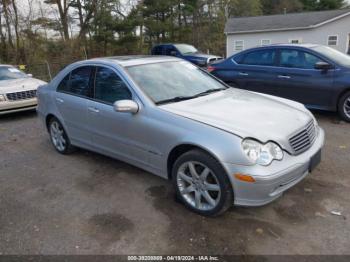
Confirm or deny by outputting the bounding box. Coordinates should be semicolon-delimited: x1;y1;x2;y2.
172;149;233;216
49;117;75;154
338;91;350;122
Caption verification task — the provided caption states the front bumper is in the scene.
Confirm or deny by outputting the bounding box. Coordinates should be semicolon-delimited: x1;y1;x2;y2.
0;98;37;115
222;127;325;206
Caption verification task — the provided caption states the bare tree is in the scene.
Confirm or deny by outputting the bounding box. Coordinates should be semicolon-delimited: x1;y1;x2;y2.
1;0;14;48
45;0;71;41
11;0;19;62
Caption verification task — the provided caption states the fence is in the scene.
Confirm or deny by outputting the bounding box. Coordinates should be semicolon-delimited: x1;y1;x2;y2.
15;59;81;82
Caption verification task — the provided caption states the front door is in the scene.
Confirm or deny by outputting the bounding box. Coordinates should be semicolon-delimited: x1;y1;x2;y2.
88;66;150;166
274;49;334;108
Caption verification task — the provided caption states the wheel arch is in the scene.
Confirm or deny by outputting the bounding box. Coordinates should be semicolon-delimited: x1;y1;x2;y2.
45;114;56;131
337;88;350;110
166;143;223;181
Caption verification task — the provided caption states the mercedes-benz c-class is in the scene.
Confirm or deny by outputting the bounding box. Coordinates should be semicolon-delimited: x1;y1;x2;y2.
37;56;324;216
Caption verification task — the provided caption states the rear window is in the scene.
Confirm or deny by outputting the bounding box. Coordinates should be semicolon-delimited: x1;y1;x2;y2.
241;49;276;66
152;46;163;55
57;66;93;97
232;53;244;64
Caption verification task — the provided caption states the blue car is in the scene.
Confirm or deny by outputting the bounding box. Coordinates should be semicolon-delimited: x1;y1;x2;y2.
208;44;350;122
151;43;222;67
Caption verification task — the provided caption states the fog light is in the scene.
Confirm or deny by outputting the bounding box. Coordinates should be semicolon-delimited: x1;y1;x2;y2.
234;173;256;183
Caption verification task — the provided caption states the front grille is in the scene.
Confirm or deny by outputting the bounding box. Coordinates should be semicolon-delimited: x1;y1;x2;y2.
289;121;316;155
208;57;222;64
6;90;37;101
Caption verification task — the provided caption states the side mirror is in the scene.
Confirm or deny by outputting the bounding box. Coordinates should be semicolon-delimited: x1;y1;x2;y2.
314;61;332;70
170;50;177;56
113;100;139;114
27;73;33;77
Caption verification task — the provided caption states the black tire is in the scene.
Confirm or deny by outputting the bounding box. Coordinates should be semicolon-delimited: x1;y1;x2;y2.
172;149;233;217
338;91;350;122
48;117;75;154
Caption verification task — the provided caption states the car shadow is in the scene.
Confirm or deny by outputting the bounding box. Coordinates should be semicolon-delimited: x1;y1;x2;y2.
0;109;37;122
309;109;347;124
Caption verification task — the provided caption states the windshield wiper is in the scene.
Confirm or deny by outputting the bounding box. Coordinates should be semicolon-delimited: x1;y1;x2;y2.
193;87;228;97
156;96;197;105
156;88;228;105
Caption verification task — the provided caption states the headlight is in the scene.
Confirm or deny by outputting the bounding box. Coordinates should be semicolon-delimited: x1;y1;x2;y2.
0;94;6;102
242;139;284;166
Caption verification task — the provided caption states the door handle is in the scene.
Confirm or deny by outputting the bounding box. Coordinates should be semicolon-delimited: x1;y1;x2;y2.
278;75;291;79
55;98;64;103
88;107;100;113
239;72;249;76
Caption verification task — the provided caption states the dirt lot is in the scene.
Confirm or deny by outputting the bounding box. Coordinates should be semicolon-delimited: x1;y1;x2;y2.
0;110;349;255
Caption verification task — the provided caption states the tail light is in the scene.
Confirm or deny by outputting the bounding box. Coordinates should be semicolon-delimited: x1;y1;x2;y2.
207;65;216;73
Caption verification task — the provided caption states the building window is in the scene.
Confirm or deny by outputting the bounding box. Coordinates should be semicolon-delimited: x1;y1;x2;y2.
289;39;302;44
234;40;244;51
261;39;271;46
328;35;338;46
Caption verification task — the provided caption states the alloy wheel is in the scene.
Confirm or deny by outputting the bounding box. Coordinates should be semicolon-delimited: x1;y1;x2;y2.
344;96;350;119
50;121;66;152
177;161;221;211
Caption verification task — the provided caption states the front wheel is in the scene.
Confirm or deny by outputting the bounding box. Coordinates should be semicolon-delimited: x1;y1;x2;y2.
172;150;233;216
338;91;350;122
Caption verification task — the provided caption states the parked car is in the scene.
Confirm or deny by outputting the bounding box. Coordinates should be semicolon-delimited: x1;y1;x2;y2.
37;56;324;216
0;65;47;115
208;44;350;122
151;43;222;66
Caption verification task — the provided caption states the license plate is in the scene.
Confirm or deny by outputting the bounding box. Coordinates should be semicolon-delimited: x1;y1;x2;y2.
309;150;322;172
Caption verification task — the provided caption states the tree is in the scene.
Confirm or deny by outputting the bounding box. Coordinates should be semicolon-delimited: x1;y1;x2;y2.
300;0;346;10
261;0;303;14
44;0;71;41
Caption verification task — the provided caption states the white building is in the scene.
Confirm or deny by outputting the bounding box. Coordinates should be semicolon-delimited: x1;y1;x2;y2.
225;9;350;57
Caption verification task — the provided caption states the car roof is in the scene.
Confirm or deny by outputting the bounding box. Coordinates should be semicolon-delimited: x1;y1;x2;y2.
153;43;193;47
89;55;182;67
267;43;320;48
233;44;321;56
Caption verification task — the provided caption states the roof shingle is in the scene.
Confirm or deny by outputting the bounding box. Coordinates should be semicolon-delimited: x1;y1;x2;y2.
225;9;350;34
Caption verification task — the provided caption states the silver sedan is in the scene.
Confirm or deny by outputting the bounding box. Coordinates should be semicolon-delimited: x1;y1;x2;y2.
37;56;325;216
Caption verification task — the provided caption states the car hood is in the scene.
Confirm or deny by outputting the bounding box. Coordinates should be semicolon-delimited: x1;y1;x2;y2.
160;89;312;147
0;78;47;93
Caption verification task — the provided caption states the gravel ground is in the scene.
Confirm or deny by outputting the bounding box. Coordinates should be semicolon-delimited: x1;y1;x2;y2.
0;110;349;255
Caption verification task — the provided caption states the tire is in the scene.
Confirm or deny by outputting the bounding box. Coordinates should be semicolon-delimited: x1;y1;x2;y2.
172;149;233;216
48;117;75;154
338;91;350;122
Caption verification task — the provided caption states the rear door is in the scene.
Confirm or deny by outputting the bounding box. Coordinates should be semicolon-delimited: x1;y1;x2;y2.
233;48;278;95
54;66;94;146
274;48;334;108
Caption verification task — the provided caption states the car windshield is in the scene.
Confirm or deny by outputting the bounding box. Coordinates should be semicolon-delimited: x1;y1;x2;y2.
0;66;28;81
174;44;198;55
312;46;350;67
126;61;227;104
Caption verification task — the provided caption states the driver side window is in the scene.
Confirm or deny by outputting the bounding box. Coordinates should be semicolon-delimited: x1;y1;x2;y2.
94;67;132;104
279;49;324;69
